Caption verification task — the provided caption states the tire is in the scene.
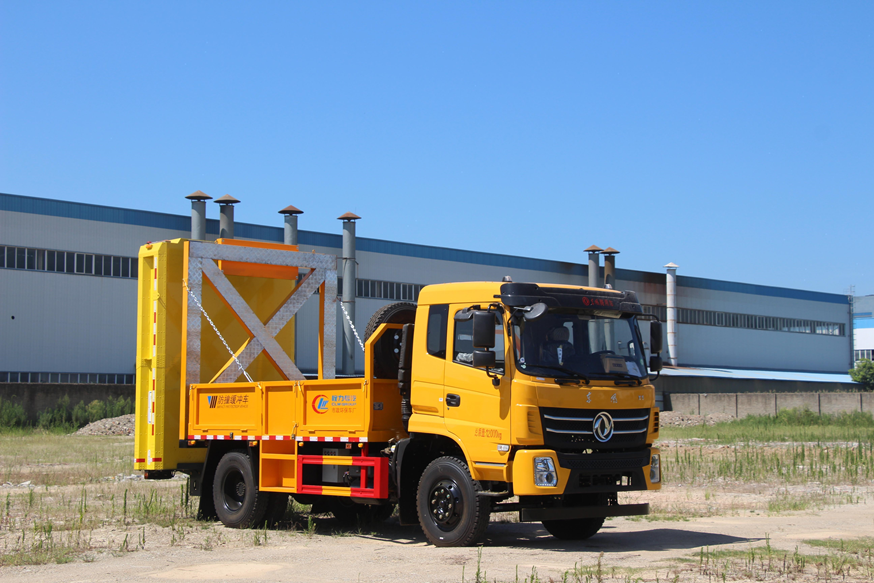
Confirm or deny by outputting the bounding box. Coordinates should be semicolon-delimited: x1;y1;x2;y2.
328;498;395;525
541;517;605;540
212;451;270;529
363;302;417;379
417;456;490;547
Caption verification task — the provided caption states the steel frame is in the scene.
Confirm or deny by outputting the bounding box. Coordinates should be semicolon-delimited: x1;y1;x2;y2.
183;241;337;389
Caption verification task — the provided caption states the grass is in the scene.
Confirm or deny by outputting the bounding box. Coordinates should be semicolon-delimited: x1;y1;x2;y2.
655;410;874;504
455;539;874;582
623;410;874;521
0;433;133;486
2;408;874;570
0;395;134;432
661;408;874;444
686;536;874;582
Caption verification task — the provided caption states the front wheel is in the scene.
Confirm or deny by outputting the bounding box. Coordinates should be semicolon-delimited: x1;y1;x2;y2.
213;451;270;528
417;456;490;547
541;517;605;540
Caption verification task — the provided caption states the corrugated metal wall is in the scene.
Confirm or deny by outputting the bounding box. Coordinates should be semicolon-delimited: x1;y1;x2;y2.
0;195;853;376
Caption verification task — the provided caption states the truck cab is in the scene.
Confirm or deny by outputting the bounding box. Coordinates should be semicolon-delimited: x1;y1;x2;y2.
391;281;662;545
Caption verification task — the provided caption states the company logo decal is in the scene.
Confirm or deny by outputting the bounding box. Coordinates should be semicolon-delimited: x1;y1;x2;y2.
311;394;359;415
207;395;249;409
581;297;617;308
593;412;614;442
312;395;329;414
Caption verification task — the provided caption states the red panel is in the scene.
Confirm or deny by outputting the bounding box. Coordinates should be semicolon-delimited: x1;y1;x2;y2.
296;455;389;500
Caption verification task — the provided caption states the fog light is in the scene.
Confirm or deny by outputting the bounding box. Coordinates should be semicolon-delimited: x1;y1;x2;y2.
650;454;661;484
534;456;557;487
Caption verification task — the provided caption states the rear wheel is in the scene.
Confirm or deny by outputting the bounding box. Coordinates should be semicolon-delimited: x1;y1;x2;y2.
213;451;270;529
363;302;416;379
541;517;605;540
417;456;490;547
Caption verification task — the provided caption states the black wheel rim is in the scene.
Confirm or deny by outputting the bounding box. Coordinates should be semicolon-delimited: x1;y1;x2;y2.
221;469;246;512
429;479;463;530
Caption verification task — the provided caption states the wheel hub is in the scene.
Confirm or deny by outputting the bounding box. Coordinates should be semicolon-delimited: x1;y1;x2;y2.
235;481;246;497
429;480;461;526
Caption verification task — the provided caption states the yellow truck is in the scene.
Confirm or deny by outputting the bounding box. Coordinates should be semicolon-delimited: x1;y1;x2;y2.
135;238;663;546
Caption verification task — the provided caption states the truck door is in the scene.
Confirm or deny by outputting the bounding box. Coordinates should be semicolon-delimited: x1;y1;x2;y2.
444;306;511;464
409;304;449;429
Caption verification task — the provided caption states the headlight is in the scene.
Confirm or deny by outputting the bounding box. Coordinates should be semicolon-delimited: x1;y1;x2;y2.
534;456;558;487
650;454;660;484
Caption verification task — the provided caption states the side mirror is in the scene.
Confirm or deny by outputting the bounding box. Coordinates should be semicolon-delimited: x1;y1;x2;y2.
472;350;496;369
649;354;663;373
472;311;496;349
650;321;663;354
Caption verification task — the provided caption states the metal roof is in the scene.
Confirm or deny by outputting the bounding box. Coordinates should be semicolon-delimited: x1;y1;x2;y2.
660;366;853;384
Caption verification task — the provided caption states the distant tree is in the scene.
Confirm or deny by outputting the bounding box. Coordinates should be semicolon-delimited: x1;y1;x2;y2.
849;359;874;392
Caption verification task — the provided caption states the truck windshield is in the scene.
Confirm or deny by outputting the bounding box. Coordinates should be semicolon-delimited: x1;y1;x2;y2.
511;309;647;380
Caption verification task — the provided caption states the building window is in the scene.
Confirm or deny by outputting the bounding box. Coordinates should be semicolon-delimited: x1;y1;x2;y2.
0;245;137;280
647;304;846;337
0;371;135;384
354;277;424;302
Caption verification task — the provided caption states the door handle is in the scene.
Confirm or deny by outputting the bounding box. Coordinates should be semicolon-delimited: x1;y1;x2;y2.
446;394;461;407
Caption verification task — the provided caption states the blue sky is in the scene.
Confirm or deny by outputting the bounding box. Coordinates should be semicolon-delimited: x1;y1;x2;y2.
1;2;872;295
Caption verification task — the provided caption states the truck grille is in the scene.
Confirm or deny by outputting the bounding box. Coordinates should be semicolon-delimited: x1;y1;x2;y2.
540;407;650;451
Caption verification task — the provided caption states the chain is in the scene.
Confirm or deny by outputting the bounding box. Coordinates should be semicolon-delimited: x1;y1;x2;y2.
183;280;254;383
339;301;365;352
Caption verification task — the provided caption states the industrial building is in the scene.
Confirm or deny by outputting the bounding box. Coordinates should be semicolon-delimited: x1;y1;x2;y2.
854;295;874;362
0;192;855;392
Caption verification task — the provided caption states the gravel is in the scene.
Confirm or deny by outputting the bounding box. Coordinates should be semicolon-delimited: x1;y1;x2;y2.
660;410;735;427
73;414;136;436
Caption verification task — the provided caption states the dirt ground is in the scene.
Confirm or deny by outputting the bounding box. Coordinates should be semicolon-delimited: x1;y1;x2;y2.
2;487;873;583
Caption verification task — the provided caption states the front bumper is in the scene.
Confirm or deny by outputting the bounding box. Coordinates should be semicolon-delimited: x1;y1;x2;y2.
512;447;661;496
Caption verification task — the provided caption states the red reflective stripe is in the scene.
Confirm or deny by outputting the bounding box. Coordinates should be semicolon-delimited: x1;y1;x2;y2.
152;458;162;462
134;458;146;463
297;436;366;443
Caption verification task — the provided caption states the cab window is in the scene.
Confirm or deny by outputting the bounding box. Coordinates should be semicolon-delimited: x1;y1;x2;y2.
426;304;449;358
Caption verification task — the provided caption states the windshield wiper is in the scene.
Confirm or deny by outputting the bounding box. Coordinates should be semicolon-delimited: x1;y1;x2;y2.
588;372;643;386
527;365;590;385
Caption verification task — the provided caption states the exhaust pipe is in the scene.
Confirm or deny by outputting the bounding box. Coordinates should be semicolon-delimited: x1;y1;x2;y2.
279;205;303;246
339;212;361;375
185;190;212;240
585;245;603;288
214;195;239;239
665;262;678;366
603;247;619;289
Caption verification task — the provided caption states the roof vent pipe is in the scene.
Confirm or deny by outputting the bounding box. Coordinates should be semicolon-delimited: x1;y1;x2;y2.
279;205;303;246
665;262;679;366
585;245;603;288
185;191;212;240
215;195;240;239
603;247;619;289
339;212;361;376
